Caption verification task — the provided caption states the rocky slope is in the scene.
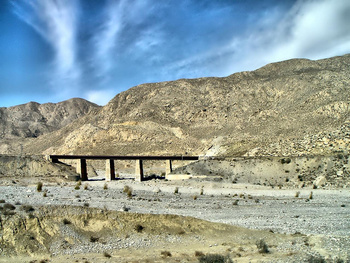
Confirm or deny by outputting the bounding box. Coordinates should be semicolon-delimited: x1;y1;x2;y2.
0;98;100;154
6;54;350;156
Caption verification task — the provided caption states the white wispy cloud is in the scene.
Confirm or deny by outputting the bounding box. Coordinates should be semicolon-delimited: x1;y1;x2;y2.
231;0;350;72
92;0;126;82
166;0;350;78
12;0;80;84
91;0;155;84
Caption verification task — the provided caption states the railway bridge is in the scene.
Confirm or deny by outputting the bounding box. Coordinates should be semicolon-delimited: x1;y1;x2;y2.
49;155;199;182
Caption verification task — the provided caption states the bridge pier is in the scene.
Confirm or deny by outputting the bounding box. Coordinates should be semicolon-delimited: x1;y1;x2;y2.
166;159;173;176
105;159;115;181
76;159;88;181
135;159;144;182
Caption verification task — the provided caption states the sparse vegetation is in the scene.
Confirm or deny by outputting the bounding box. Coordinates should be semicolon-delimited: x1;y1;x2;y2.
84;183;89;190
200;188;204;195
103;183;108;190
37;182;43;192
306;254;326;263
4;203;16;210
198;253;233;263
174;187;179;194
309;191;313;200
121;205;130;212
2;209;16;216
256;239;269;253
90;236;99;243
134;224;144;233
20;205;34;212
195;251;205;257
84;203;90;207
103;252;112;258
161;251;172;257
0;199;5;203
123;185;133;197
63;218;71;225
193;195;198;200
295;191;300;198
75;183;80;190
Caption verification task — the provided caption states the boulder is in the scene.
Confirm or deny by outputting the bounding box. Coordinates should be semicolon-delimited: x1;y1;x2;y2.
314;176;327;187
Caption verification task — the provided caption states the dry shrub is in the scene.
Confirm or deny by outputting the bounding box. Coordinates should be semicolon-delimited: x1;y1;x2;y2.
63;218;71;225
195;251;205;257
309;191;313;200
123;185;133;197
4;203;16;210
256;239;269;254
134;224;144;233
20;205;34;212
37;182;43;192
161;251;172;257
90;236;99;243
199;254;232;263
2;210;16;216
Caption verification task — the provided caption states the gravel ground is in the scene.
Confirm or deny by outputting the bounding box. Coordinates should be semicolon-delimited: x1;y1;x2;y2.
1;177;350;261
1;178;349;237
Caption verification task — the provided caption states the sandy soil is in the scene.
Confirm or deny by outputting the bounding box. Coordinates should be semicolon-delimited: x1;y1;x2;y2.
0;174;349;262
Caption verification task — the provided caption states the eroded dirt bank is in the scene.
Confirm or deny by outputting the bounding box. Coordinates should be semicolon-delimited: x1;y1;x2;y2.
0;205;342;263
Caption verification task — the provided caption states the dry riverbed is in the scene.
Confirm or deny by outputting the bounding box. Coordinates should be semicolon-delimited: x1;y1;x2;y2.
0;176;349;262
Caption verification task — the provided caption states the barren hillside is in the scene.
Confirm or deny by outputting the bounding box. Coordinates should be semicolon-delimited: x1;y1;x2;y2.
0;98;100;154
12;54;350;156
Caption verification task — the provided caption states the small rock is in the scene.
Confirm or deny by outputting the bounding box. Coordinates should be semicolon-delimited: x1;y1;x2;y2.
313;176;326;187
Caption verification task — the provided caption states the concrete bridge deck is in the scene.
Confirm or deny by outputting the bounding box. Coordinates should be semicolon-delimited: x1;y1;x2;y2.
49;155;199;181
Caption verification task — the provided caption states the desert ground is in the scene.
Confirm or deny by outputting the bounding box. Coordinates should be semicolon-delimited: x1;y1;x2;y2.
0;170;349;263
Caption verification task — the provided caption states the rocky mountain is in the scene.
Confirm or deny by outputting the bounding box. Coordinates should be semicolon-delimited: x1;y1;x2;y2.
0;98;100;154
6;54;350;157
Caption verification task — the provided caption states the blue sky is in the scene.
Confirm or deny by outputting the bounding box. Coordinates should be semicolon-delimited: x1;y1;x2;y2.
0;0;350;107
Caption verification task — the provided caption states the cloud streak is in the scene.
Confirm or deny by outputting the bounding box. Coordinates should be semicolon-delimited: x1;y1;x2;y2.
92;0;125;82
166;0;350;78
6;0;350;107
12;0;80;86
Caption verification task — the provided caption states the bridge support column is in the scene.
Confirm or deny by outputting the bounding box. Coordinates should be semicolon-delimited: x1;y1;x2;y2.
105;159;115;181
76;159;88;181
166;159;173;178
135;159;144;182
